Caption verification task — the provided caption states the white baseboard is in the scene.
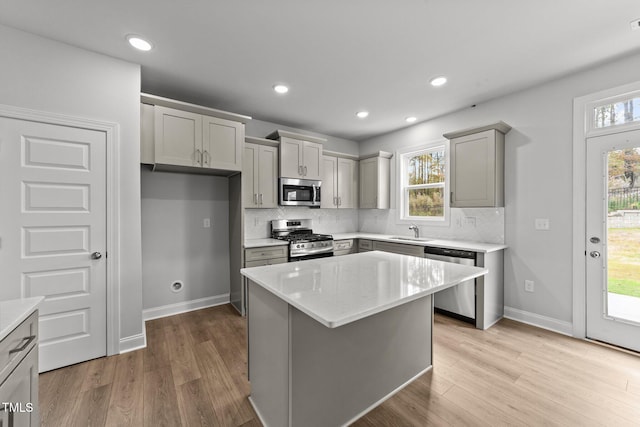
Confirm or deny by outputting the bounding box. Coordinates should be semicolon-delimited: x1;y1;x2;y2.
504;306;573;336
142;294;230;321
119;332;146;354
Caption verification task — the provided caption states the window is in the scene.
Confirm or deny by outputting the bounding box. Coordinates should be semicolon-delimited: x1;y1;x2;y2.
593;96;640;129
399;143;447;221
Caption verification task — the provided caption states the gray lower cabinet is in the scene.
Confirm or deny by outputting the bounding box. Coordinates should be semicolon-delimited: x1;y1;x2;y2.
358;239;373;252
0;311;39;427
333;239;356;256
372;241;424;257
242;246;288;314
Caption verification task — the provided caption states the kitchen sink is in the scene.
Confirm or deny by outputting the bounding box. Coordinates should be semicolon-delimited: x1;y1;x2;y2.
388;236;432;242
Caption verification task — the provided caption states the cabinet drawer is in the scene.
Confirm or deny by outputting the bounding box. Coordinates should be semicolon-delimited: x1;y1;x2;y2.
358;239;373;251
0;311;38;386
245;257;288;268
245;246;288;262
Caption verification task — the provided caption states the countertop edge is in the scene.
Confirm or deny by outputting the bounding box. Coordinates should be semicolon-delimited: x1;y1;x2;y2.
0;296;44;341
241;261;488;329
332;233;507;253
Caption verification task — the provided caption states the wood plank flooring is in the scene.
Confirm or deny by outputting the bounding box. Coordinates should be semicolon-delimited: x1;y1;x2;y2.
39;304;640;426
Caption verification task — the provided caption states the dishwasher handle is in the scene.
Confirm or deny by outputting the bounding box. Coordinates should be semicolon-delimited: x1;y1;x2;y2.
423;246;476;259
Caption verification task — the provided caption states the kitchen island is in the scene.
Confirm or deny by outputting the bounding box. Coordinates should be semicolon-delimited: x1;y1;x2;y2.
241;251;487;427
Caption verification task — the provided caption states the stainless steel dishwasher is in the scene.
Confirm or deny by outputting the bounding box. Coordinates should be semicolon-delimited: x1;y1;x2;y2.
423;246;476;323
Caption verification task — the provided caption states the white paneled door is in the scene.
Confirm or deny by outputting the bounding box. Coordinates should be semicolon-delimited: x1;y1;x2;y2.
0;117;107;371
586;130;640;352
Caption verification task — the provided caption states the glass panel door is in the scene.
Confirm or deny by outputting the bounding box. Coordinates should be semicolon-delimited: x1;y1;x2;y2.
586;130;640;352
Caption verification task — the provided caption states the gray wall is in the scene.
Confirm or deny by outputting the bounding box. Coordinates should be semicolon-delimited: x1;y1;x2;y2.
0;24;143;344
360;51;640;325
141;168;230;309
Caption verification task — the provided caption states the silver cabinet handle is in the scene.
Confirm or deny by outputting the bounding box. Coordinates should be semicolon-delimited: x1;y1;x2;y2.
9;335;36;354
203;150;210;166
298;165;303;176
338;196;342;206
195;149;202;165
333;196;337;206
253;194;258;205
590;251;601;258
91;252;102;260
259;193;263;205
304;166;308;176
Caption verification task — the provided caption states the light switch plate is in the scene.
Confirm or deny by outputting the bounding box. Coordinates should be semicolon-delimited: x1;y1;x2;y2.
535;218;550;230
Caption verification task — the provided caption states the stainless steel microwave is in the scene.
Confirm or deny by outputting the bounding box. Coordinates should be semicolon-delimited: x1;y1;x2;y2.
279;178;321;207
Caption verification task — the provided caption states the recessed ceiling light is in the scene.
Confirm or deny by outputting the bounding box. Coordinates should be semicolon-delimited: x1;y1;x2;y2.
126;35;153;51
273;84;289;94
430;76;447;87
356;111;369;119
405;116;417;123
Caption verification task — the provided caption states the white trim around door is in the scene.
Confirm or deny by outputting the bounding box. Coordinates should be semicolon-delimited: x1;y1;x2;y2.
0;103;121;357
572;81;640;339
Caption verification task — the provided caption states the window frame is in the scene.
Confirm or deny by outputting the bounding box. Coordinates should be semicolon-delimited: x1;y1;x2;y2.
396;140;450;225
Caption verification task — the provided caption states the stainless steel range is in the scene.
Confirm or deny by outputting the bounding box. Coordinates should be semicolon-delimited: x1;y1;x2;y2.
271;219;334;261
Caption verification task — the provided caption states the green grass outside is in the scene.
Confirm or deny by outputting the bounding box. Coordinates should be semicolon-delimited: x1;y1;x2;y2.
607;227;640;298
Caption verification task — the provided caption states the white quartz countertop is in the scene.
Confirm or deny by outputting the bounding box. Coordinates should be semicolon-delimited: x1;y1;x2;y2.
244;238;289;249
0;297;44;341
332;232;507;253
241;251;487;328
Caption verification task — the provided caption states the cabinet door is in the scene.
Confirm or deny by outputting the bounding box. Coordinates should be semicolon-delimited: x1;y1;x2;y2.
258;145;278;208
451;129;497;207
280;137;302;178
202;115;243;171
359;157;378;208
302;141;322;180
337;158;357;208
243;143;258;208
154;106;202;167
321;156;337;208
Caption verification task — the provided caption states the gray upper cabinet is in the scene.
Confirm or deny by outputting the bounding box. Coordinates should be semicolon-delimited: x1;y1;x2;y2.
321;155;358;209
243;139;278;208
154;106;203;167
444;122;511;208
267;130;325;180
140;94;250;175
359;152;392;209
202;115;243;171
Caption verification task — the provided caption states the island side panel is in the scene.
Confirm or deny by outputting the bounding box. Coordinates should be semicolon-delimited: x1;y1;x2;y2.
289;295;433;427
476;251;505;330
247;281;289;427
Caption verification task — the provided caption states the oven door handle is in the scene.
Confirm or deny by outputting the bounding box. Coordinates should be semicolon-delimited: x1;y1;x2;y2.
291;246;333;257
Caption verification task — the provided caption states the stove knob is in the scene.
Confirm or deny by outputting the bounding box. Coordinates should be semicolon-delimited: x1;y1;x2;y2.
296;244;301;248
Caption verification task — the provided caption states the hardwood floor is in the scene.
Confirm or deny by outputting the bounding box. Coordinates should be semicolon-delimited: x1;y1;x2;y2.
40;304;640;426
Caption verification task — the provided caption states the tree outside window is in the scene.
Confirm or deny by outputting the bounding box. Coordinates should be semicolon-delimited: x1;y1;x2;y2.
401;145;446;220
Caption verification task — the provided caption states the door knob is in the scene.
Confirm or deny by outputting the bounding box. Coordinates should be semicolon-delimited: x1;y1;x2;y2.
589;251;601;258
91;252;102;260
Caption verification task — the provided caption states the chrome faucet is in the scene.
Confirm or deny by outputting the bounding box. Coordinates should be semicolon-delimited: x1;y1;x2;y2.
408;224;419;238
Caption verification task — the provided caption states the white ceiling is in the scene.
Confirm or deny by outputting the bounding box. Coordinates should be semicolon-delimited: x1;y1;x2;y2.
1;1;640;141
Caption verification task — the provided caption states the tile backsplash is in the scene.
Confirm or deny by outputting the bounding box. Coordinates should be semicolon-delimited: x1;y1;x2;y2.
245;207;504;244
244;207;359;239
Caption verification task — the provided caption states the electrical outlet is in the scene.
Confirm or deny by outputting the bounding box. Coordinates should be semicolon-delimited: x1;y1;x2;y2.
535;218;550;230
525;280;535;293
463;217;476;227
203;218;211;228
